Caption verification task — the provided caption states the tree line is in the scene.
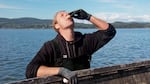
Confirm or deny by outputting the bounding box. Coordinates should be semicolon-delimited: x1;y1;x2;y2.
0;17;150;29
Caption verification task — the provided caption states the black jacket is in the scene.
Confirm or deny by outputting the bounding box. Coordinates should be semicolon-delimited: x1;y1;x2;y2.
26;24;116;78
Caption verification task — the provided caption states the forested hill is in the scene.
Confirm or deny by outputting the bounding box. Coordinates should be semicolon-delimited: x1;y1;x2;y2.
0;18;51;28
0;17;150;29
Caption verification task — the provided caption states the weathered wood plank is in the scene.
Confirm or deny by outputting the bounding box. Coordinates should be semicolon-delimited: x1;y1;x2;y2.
7;60;150;84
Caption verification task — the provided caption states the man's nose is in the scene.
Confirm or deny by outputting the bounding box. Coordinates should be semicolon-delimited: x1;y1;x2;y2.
65;13;70;16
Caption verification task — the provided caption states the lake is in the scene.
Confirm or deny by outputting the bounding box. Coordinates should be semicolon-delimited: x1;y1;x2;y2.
0;28;150;83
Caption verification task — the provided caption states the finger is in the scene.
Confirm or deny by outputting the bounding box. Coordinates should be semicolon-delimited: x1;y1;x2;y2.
72;16;79;19
74;77;78;84
69;12;74;17
71;77;78;84
73;13;79;17
79;9;86;13
69;9;80;15
69;11;79;17
68;80;71;84
71;79;75;84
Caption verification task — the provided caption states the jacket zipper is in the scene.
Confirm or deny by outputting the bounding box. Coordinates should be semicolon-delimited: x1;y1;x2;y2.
66;42;71;58
65;41;76;58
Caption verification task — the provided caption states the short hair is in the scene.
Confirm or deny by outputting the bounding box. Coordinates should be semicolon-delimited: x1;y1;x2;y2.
52;11;60;32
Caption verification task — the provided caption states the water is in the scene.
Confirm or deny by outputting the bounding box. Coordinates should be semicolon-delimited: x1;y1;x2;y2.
0;28;150;83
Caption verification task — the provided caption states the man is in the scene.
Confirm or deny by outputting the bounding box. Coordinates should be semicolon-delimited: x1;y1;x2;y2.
26;9;116;83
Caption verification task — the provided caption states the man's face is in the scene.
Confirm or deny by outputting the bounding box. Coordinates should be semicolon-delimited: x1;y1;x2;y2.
55;11;74;30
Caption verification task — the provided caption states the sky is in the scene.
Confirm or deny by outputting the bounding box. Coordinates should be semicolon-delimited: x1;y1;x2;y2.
0;0;150;23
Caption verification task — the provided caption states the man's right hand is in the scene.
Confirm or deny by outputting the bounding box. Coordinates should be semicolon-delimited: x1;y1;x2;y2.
58;67;78;84
69;9;91;20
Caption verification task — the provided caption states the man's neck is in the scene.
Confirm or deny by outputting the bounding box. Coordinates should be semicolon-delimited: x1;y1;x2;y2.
59;28;75;42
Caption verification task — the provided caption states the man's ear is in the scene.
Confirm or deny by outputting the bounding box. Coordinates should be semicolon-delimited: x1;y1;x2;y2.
55;23;60;29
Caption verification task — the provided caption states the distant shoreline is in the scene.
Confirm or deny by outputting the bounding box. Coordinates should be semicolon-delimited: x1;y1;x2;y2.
0;17;150;29
0;27;150;29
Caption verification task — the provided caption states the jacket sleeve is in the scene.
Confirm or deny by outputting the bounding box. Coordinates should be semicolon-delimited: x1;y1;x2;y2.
85;24;116;55
26;41;53;78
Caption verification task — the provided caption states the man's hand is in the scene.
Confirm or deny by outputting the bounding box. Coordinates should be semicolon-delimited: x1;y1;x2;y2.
58;67;78;84
69;9;91;20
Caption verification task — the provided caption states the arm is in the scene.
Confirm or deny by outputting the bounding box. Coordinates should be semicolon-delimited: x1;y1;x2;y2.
89;16;109;30
37;66;77;84
26;41;77;83
26;42;56;78
70;9;116;56
37;66;60;77
69;9;109;30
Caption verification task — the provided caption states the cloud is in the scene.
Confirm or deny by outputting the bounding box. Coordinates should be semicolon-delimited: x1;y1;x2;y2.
94;12;150;22
73;13;150;24
0;4;22;10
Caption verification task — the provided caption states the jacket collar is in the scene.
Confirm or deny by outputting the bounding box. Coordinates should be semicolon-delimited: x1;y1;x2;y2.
55;31;82;44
